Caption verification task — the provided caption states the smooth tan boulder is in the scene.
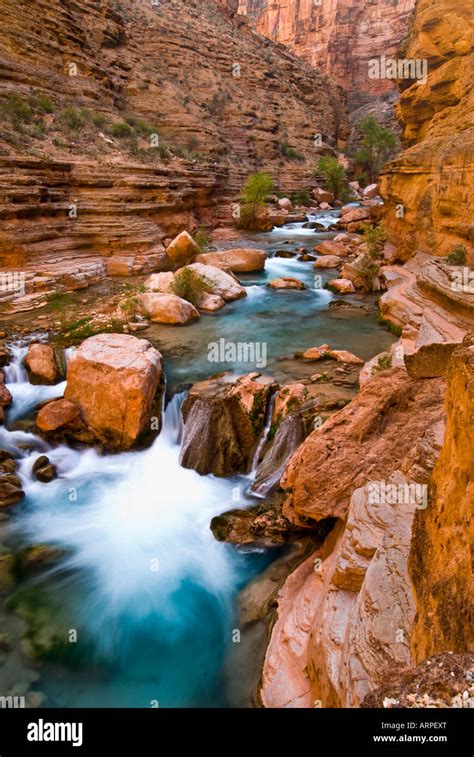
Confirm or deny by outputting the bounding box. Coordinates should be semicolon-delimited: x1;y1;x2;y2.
328;278;356;294
195;249;266;272
136;293;199;324
268;277;306;290
314;240;347;257
144;272;175;293
312;188;334;204
329;349;364;365
24;343;60;385
165;231;200;267
278;197;293;211
339;207;370;225
302;344;330;360
36;399;81;432
186;263;246;301
65;334;163;450
198;293;225;311
315;255;342;269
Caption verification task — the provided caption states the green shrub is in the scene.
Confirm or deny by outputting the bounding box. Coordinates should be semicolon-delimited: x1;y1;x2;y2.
34;94;54;114
373;353;393;373
111;121;134;138
357;223;388;292
193;226;212;252
58;106;87;131
280;142;305;162
237;171;274;228
91;112;108;128
0;94;33;126
171;267;209;306
316;156;349;201
354;115;397;183
290;189;311;207
124;115;155;137
446;244;467;266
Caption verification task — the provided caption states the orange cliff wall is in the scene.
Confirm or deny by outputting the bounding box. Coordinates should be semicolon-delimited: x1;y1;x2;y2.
380;0;474;260
238;0;415;109
0;0;347;292
409;337;474;662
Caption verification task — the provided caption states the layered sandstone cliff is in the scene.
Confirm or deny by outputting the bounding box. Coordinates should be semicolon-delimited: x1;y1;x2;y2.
409;337;474;662
238;0;415;109
380;0;474;259
261;334;473;708
0;0;347;308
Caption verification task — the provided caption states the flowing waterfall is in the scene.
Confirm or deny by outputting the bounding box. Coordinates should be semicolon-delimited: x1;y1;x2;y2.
4;342;66;421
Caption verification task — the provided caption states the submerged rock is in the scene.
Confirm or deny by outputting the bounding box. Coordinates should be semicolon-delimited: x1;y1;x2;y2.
32;455;57;483
0;451;24;508
180;373;275;476
0;373;12;424
64;334;163;450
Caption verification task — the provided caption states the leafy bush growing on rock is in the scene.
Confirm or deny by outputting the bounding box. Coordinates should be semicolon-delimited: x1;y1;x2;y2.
359;223;388;292
446;244;467;265
193;227;212;252
316;156;349;201
280;142;305;162
237;171;274;229
171;267;209;306
291;189;311;207
354;115;397;183
111;121;134;139
0;94;33;127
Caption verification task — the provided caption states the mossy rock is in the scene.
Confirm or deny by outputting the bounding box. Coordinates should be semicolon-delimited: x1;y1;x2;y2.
6;587;82;664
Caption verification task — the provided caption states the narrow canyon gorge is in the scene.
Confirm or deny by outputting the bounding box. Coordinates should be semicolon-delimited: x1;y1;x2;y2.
0;0;472;732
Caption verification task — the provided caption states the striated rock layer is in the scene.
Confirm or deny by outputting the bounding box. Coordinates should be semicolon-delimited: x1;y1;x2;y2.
409;337;474;661
380;0;474;259
260;334;473;708
238;0;415;109
0;0;348;311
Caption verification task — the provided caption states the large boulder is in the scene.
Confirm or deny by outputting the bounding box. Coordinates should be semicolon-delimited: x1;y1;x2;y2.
136;293;199;325
339;207;371;226
327;278;356;294
186;263;246;301
144;272;175;293
165;231;200;267
278;198;293;211
281;369;445;524
180;373;275;476
314;255;342;269
312;188;334;204
64;334;163;450
36;399;81;432
314;240;348;257
24;343;61;385
195;249;266;272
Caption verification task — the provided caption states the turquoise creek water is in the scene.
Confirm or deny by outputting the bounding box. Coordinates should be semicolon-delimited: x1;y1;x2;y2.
0;217;395;707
